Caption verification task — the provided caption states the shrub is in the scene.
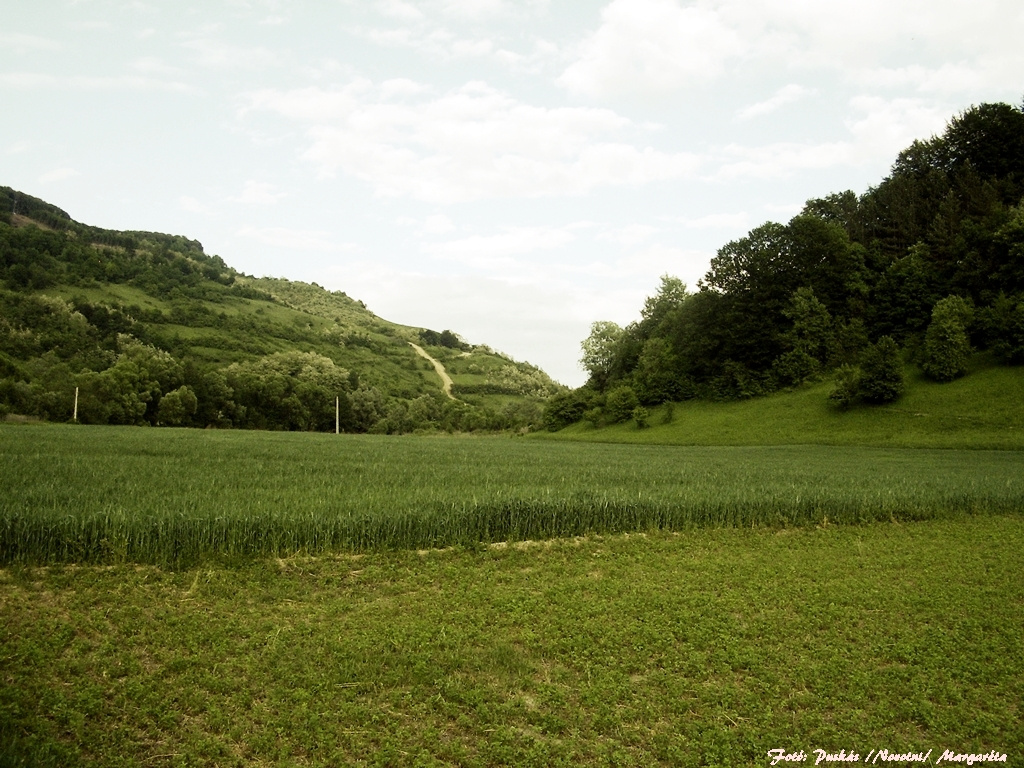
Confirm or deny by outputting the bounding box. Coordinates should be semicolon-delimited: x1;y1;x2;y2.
981;294;1024;364
829;337;905;408
828;365;861;409
772;349;820;387
858;336;904;404
922;296;974;381
542;390;588;431
632;406;650;429
604;385;640;423
157;385;198;426
661;402;675;425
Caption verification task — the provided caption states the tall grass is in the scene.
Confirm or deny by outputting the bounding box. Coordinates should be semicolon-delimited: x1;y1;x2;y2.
2;425;1022;566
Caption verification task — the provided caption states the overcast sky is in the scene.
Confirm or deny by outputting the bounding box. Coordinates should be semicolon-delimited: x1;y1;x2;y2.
3;1;1022;385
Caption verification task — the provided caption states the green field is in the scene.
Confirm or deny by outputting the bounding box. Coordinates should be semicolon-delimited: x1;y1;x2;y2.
2;421;1022;765
2;517;1022;766
2;424;1022;566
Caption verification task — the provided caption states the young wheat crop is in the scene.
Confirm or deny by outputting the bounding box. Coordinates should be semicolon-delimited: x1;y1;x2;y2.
2;425;1021;566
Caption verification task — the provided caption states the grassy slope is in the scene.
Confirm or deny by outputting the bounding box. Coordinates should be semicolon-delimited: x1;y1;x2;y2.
5;200;559;406
2;517;1021;767
543;358;1024;449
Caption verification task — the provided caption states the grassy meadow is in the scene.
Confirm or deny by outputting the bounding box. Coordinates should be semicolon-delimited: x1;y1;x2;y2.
2;379;1023;766
2;517;1022;766
545;360;1024;449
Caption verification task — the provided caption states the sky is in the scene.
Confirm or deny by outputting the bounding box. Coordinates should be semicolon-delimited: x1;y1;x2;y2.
3;1;1022;386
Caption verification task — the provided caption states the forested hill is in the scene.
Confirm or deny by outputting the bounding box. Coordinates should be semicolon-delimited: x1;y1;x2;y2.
0;187;564;432
543;100;1024;430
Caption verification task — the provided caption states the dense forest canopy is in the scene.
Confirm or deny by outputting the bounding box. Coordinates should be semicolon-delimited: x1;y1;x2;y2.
543;101;1024;430
0;187;564;433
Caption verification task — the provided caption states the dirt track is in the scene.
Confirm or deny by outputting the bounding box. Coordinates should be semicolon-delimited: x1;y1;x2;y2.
409;343;456;400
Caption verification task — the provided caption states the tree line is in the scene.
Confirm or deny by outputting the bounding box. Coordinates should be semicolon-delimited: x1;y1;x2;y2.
544;101;1024;430
0;290;545;433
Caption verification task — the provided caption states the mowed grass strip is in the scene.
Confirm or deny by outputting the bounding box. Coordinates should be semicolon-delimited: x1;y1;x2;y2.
2;424;1023;566
1;517;1022;767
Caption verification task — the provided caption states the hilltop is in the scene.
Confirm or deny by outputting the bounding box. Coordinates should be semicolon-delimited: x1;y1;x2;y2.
0;186;564;432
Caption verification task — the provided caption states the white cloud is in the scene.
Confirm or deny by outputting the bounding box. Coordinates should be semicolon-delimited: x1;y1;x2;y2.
131;56;185;77
352;22;499;62
229;180;287;206
737;84;813;120
0;72;191;93
421;214;456;235
179;195;209;215
558;0;743;98
423;225;580;269
845;96;952;161
492;38;561;75
432;0;507;20
851;58;1024;97
560;0;1024;101
377;0;426;22
0;73;57;89
39;167;79;183
0;32;61;53
710;95;953;181
597;224;659;247
237;226;356;252
677;212;750;230
714;141;854;181
244;80;702;202
181;38;279;69
352;0;556;69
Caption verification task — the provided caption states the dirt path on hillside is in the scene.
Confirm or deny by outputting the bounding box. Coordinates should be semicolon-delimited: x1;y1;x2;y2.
409;343;456;400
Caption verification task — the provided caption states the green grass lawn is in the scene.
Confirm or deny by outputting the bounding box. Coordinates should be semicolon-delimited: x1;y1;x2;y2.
543;361;1024;449
2;516;1021;767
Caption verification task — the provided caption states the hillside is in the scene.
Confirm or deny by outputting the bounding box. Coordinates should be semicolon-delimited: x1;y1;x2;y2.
543;101;1024;433
538;354;1024;449
0;186;564;432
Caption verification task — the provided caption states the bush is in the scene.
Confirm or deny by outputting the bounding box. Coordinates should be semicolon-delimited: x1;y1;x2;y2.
632;406;650;429
922;296;973;381
858;336;904;404
981;294;1024;364
661;402;675;425
829;337;905;408
604;385;640;423
828;365;861;409
157;385;198;426
542;390;588;431
772;349;820;387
